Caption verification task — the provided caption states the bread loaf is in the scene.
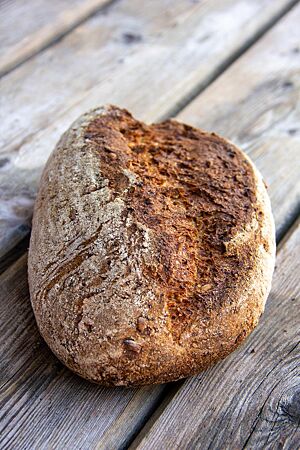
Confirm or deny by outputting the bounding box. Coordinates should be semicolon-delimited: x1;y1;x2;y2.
28;105;275;386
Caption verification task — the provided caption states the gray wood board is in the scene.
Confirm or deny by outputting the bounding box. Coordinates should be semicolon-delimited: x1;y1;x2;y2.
0;0;113;76
0;0;296;263
0;3;300;449
0;254;166;449
1;225;298;449
177;4;300;241
133;219;300;450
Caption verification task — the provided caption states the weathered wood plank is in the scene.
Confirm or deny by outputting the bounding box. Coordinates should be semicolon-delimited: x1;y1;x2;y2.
0;4;299;449
0;0;296;264
0;255;166;449
1;226;298;448
0;0;114;76
132;219;300;450
116;6;300;447
177;4;300;241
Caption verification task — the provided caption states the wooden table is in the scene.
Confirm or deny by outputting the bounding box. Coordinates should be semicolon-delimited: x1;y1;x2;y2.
0;1;299;448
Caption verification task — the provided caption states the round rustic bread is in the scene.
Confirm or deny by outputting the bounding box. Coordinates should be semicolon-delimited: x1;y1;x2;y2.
28;105;275;386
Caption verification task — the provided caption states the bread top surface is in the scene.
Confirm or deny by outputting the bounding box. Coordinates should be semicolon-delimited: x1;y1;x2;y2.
84;109;259;334
28;105;275;386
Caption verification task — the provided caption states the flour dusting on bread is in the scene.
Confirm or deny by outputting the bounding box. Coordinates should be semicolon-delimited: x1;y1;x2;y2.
28;105;275;386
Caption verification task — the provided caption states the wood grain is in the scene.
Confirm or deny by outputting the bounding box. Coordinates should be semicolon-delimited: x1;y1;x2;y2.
1;227;298;448
128;10;300;445
0;0;114;77
132;218;300;450
0;3;300;449
0;255;166;449
0;0;296;264
177;4;300;241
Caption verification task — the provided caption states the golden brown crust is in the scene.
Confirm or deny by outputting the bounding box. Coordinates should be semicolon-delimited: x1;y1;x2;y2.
28;105;275;386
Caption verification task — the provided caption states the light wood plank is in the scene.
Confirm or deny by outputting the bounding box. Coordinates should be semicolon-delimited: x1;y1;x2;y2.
130;10;300;446
0;3;299;448
0;0;114;76
0;254;166;449
177;4;300;241
133;218;300;450
0;0;296;264
1;229;298;448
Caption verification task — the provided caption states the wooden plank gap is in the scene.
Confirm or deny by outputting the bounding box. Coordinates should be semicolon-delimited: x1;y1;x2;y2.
129;218;300;449
158;0;300;122
127;219;300;450
94;384;174;450
0;234;29;275
276;211;300;251
121;380;185;450
0;3;299;445
1;0;298;263
240;341;299;450
0;0;120;78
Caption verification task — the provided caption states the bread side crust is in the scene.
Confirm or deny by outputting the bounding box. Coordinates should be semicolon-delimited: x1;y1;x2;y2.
28;106;276;386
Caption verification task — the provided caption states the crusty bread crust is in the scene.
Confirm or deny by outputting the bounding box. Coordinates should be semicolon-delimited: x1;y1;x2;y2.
28;105;275;386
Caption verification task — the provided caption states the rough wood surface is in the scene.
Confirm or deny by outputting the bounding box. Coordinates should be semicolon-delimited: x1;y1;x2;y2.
0;0;113;76
0;2;299;449
0;254;166;449
1;229;297;448
126;10;300;445
132;219;300;450
177;4;300;241
0;0;296;264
